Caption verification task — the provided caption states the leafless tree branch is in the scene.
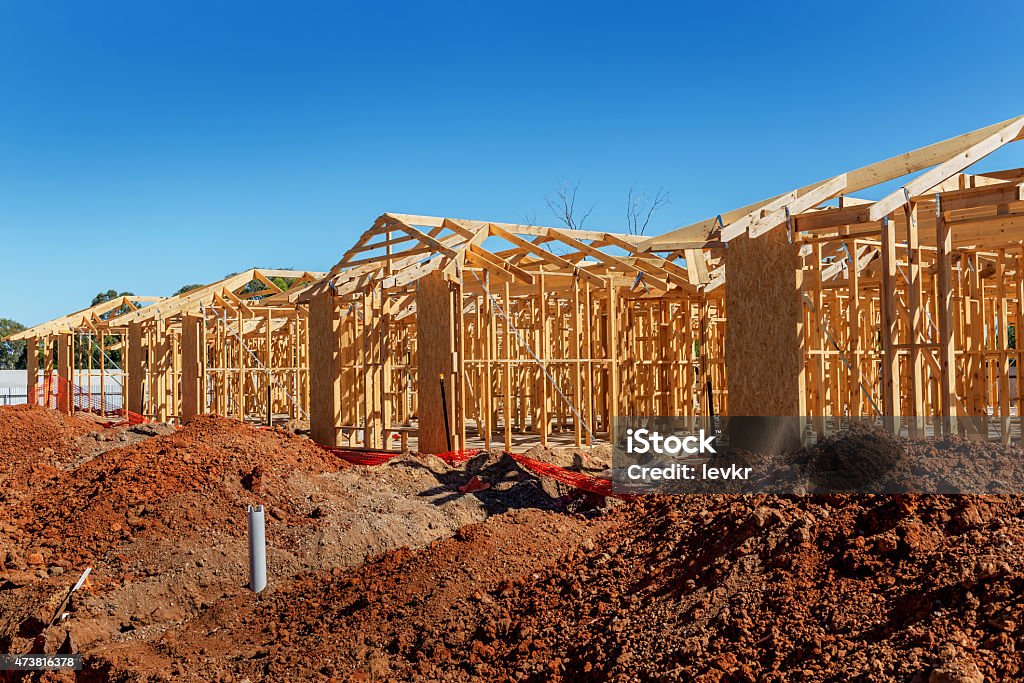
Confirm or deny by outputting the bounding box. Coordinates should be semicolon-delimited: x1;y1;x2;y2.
545;180;594;231
626;186;671;236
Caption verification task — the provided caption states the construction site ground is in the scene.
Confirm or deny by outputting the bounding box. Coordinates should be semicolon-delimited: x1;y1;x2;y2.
1;405;1023;682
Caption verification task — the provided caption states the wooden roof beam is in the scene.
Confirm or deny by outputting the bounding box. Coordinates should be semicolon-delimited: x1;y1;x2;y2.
642;115;1024;251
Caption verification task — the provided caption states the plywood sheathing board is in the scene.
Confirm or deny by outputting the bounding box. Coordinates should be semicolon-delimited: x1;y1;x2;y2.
126;323;144;415
56;333;73;415
25;338;38;406
417;269;457;454
725;226;804;449
180;314;204;421
309;289;342;447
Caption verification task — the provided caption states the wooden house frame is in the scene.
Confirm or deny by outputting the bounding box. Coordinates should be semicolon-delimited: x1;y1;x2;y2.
305;214;723;453
10;269;324;424
643;116;1024;442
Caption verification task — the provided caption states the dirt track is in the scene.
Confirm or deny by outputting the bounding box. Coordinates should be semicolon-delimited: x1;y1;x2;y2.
2;405;1024;682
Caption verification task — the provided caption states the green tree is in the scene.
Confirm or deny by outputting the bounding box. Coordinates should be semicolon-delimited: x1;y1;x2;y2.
0;318;27;369
80;291;135;369
224;269;296;300
90;289;136;320
174;284;204;296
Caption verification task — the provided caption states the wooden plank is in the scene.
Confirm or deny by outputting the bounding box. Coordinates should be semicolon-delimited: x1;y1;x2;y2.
486;223;606;286
56;333;72;415
880;218;901;431
870;117;1024;221
643;116;1024;251
468;243;536;284
748;174;848;239
905;203;925;435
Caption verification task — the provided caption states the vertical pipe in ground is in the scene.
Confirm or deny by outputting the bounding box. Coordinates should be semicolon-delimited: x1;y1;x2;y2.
247;505;267;593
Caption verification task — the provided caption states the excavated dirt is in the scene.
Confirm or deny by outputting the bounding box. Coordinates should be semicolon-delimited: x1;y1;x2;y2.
4;409;1024;682
0;405;102;504
0;407;587;681
97;493;1023;683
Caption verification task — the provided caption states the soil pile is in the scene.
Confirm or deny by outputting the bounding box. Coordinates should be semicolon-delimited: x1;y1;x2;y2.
449;493;1024;682
112;493;1024;682
2;415;352;572
0;412;540;673
0;405;101;508
0;404;99;467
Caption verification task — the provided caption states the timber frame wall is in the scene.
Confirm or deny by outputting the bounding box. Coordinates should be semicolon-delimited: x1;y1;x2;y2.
10;269;324;425
645;115;1024;443
306;214;723;453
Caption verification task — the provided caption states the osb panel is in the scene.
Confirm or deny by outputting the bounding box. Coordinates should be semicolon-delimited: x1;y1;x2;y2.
126;323;144;415
416;270;455;454
56;333;73;415
180;315;203;421
309;291;341;447
725;225;804;417
26;338;37;400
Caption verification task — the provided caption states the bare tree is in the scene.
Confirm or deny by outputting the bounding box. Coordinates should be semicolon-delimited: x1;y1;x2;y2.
545;181;594;231
625;186;671;236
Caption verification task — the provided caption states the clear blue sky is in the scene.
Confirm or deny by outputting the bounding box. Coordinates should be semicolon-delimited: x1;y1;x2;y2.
2;0;1023;326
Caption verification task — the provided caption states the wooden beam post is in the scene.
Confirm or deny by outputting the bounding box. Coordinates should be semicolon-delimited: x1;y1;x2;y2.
935;197;957;435
26;337;38;406
880;217;901;433
905;203;925;436
126;323;144;416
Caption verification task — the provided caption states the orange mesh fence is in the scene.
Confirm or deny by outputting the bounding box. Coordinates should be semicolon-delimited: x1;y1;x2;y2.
29;374;149;426
506;451;631;500
313;440;623;500
315;444;481;467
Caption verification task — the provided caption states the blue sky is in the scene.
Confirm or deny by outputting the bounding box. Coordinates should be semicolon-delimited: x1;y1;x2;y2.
2;0;1023;325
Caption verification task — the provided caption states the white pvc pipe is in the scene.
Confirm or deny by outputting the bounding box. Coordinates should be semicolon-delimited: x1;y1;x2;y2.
247;505;267;593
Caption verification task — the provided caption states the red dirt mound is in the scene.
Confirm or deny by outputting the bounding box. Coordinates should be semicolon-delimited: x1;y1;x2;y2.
0;404;100;463
0;405;102;509
448;494;1024;682
3;415;350;573
104;492;1024;682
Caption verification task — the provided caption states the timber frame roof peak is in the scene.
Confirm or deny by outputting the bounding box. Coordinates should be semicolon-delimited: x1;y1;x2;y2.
642;115;1024;252
7;295;166;341
7;268;326;341
310;212;719;300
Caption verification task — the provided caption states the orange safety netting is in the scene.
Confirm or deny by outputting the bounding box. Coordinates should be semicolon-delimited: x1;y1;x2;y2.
30;374;149;426
314;441;626;500
505;451;629;500
316;445;481;467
